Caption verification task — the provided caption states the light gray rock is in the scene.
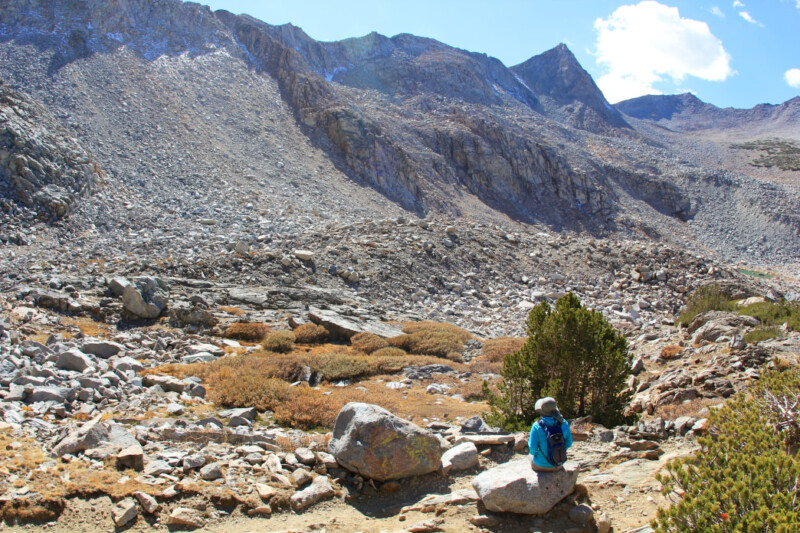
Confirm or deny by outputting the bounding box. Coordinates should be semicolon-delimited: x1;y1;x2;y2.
441;441;479;473
328;402;443;481
112;356;144;373
116;444;145;471
183;454;206;471
56;347;94;372
294;447;316;465
472;459;579;515
122;277;169;319
29;385;73;404
144;460;173;477
112;498;138;527
168;508;205;528
134;491;160;514
291;468;313;487
80;340;125;358
200;461;223;481
52;416;109;457
308;306;402;341
290;475;335;511
108;277;132;298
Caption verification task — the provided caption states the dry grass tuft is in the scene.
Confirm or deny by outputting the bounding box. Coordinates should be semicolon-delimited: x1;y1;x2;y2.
224;322;271;342
480;336;525;362
262;331;296;353
219;306;246;316
371;347;407;358
293;323;329;344
655;397;719;420
389;321;473;358
468;358;503;375
450;380;488;401
350;332;389;354
660;344;683;359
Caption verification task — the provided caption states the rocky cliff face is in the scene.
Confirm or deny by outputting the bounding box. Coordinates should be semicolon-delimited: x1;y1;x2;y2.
0;78;101;220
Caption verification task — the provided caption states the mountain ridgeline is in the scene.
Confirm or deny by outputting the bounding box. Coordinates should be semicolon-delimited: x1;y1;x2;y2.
0;0;798;263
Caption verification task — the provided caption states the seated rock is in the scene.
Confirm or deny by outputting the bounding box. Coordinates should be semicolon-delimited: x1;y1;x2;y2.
472;459;579;515
329;402;444;481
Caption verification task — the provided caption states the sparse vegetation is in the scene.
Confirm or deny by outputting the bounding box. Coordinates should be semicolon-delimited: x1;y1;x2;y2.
744;326;782;344
485;293;632;429
262;330;296;353
731;138;800;171
223;322;271;342
677;284;736;327
292;323;329;344
350;331;389;354
480;336;526;362
660;344;684;359
678;284;800;333
389;321;473;358
370;347;407;358
654;369;800;532
738;268;775;279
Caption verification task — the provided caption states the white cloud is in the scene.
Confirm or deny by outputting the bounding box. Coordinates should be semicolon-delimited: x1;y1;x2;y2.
738;10;763;26
733;0;744;7
710;6;725;17
786;68;800;88
594;1;734;103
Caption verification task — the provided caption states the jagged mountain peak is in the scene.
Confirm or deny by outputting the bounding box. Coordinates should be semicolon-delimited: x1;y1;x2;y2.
511;43;630;132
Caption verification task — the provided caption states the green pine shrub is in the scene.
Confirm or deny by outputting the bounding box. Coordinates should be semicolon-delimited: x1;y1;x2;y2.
653;369;800;532
483;293;632;429
677;285;736;327
744;326;782;344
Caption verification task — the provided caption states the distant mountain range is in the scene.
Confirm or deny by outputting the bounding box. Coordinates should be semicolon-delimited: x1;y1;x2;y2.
1;0;798;263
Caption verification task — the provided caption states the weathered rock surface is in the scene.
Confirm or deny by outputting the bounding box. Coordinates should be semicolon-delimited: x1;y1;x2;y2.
329;402;444;481
472;459;579;514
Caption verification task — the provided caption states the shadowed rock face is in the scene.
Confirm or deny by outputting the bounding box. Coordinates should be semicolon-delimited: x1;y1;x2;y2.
0;79;101;219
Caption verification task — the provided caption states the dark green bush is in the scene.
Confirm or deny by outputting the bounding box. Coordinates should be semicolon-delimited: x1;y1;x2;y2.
654;369;800;532
744;326;782;344
484;293;632;429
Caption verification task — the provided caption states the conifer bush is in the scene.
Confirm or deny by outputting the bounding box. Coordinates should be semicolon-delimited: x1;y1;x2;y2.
653;369;800;532
484;293;631;429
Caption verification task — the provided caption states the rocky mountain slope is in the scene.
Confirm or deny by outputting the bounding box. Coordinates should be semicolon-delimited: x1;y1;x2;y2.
0;0;797;267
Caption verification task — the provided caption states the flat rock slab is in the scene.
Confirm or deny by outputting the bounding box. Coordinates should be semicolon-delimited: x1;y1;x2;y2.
472;459;579;515
309;306;402;341
401;489;480;512
580;457;668;487
454;434;515;446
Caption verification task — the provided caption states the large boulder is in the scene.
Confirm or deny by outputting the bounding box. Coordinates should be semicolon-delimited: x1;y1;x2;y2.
122;277;169;319
328;403;444;481
472;459;579;515
52;416;109;457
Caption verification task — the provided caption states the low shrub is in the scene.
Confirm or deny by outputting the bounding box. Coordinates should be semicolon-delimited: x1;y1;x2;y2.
389;321;473;357
273;386;344;430
293;323;329;344
370;347;407;358
209;371;294;412
660;344;683;359
315;352;371;382
745;326;782;344
350;332;389;354
480;337;525;363
223;322;271;342
451;380;488;402
262;331;296;353
677;284;736;327
653;369;800;531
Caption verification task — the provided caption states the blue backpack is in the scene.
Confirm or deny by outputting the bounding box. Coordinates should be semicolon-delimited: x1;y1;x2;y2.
539;419;567;466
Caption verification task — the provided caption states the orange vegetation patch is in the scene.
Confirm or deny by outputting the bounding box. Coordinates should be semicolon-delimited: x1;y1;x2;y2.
292;323;329;344
389;321;474;358
219;306;246;316
660;344;684;359
59;316;112;338
480;337;525;363
223;322;271;342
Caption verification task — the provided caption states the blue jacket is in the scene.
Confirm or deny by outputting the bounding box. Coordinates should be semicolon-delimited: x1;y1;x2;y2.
529;416;573;468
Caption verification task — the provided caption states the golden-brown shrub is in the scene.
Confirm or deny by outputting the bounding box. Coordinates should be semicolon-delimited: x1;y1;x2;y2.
262;331;296;353
224;322;271;342
370;347;407;358
660;344;683;359
293;323;329;344
480;337;526;362
389;321;473;357
210;371;295;412
273;386;344;430
350;332;389;354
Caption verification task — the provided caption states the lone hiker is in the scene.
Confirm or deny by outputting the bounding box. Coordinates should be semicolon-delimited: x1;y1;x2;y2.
529;397;573;471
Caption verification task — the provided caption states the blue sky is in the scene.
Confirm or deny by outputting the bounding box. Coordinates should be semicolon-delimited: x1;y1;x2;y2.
200;0;800;108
